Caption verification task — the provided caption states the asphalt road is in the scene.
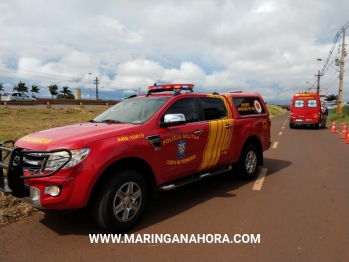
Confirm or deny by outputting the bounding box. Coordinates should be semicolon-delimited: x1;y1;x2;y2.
1;113;349;262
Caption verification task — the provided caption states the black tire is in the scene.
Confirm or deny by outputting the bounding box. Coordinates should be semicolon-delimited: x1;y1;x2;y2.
315;124;319;129
235;144;259;180
92;169;148;233
289;122;294;128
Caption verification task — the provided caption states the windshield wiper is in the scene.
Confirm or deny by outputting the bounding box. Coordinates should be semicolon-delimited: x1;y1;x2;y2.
88;119;97;123
100;119;125;124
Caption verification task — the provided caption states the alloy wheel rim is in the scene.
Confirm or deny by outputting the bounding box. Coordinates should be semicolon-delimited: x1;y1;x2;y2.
245;151;257;174
113;182;142;222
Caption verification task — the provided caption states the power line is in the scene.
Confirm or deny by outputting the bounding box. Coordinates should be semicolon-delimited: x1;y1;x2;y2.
0;68;123;88
0;68;129;90
320;20;349;77
325;76;340;90
321;70;339;88
0;68;82;81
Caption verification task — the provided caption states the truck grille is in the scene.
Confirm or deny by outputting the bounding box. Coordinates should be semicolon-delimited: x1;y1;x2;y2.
22;152;51;172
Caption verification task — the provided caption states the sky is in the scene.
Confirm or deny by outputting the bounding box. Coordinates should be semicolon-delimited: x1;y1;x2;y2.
0;0;349;104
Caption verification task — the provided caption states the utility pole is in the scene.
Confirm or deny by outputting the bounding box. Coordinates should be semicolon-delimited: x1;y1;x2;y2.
93;77;100;100
87;73;91;100
337;28;346;115
314;70;323;95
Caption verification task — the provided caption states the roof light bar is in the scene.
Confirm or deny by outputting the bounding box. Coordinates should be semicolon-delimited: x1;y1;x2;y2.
147;84;194;95
148;84;194;91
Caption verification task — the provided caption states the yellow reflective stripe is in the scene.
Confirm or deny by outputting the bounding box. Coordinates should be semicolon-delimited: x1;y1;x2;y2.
208;120;224;167
223;119;234;150
199;94;235;170
223;94;234;118
199;121;218;170
221;119;229;151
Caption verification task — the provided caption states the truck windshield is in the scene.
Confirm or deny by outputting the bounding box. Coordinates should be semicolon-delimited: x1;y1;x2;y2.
93;97;170;124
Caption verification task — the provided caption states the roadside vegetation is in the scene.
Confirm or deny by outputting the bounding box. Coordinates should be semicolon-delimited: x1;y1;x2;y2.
0;105;285;226
267;104;286;117
327;105;349;124
0;107;108;142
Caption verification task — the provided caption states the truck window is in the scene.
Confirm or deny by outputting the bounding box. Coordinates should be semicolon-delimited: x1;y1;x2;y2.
233;97;265;115
294;100;304;108
307;100;317;108
163;98;199;123
199;97;227;120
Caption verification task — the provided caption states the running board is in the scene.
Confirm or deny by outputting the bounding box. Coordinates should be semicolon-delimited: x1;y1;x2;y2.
159;165;232;191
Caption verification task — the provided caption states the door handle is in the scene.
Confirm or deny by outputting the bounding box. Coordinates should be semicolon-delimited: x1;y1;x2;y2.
194;130;204;134
225;125;232;129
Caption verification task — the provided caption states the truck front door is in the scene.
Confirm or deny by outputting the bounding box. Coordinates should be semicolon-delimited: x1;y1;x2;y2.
160;98;209;180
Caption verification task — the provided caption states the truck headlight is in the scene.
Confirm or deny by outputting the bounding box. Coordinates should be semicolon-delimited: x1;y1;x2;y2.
45;148;90;170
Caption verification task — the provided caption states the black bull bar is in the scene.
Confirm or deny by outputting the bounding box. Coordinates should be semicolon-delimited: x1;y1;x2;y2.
0;140;71;198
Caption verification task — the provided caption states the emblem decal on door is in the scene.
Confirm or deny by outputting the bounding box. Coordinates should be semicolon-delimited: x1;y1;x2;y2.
177;140;186;158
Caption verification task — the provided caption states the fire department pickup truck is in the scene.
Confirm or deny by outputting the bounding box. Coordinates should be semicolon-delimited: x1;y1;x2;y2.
0;84;271;232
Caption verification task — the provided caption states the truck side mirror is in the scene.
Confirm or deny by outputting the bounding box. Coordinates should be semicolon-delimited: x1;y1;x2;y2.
160;114;186;128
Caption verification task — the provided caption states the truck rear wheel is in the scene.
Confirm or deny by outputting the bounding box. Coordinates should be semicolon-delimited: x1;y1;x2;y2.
235;144;259;180
92;169;148;233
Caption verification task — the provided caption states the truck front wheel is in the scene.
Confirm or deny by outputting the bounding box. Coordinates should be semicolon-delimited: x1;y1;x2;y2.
92;169;148;233
235;144;259;180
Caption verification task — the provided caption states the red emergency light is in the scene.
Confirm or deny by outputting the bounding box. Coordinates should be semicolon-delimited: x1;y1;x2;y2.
148;84;194;92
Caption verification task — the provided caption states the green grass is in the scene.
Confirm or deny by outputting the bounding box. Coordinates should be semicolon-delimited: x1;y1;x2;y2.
327;105;349;124
0;107;108;142
266;105;286;117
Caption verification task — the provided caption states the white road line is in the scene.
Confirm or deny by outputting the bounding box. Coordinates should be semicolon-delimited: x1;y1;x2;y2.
272;142;278;148
279;132;282;135
253;168;268;191
282;127;284;129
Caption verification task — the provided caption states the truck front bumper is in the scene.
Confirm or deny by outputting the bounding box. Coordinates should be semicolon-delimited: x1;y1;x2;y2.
21;186;43;209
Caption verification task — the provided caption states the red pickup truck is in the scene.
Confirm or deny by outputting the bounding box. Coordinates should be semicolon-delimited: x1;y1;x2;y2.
0;84;271;232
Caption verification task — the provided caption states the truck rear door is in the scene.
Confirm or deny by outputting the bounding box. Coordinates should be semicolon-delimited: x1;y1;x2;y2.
196;96;235;170
305;98;321;123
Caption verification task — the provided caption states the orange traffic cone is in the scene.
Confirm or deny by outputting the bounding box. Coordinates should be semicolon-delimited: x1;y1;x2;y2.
346;133;349;144
341;124;348;139
330;121;338;133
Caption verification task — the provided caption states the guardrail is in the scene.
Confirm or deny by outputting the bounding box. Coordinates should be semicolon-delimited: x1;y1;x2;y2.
1;99;121;108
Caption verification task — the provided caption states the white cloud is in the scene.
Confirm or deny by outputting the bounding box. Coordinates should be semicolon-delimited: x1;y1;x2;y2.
0;0;348;103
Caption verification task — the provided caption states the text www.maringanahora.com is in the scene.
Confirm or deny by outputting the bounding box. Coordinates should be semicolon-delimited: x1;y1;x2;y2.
89;234;261;244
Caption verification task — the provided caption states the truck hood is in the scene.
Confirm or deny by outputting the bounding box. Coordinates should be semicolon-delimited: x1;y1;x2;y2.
15;122;141;150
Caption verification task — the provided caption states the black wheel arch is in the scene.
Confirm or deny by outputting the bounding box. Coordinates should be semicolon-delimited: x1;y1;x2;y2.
238;136;264;166
88;157;158;207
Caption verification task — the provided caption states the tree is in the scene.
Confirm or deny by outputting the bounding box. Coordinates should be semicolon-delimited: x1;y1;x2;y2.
13;81;28;93
30;85;40;98
57;93;75;99
0;83;4;92
48;84;58;98
59;86;73;98
325;94;337;101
